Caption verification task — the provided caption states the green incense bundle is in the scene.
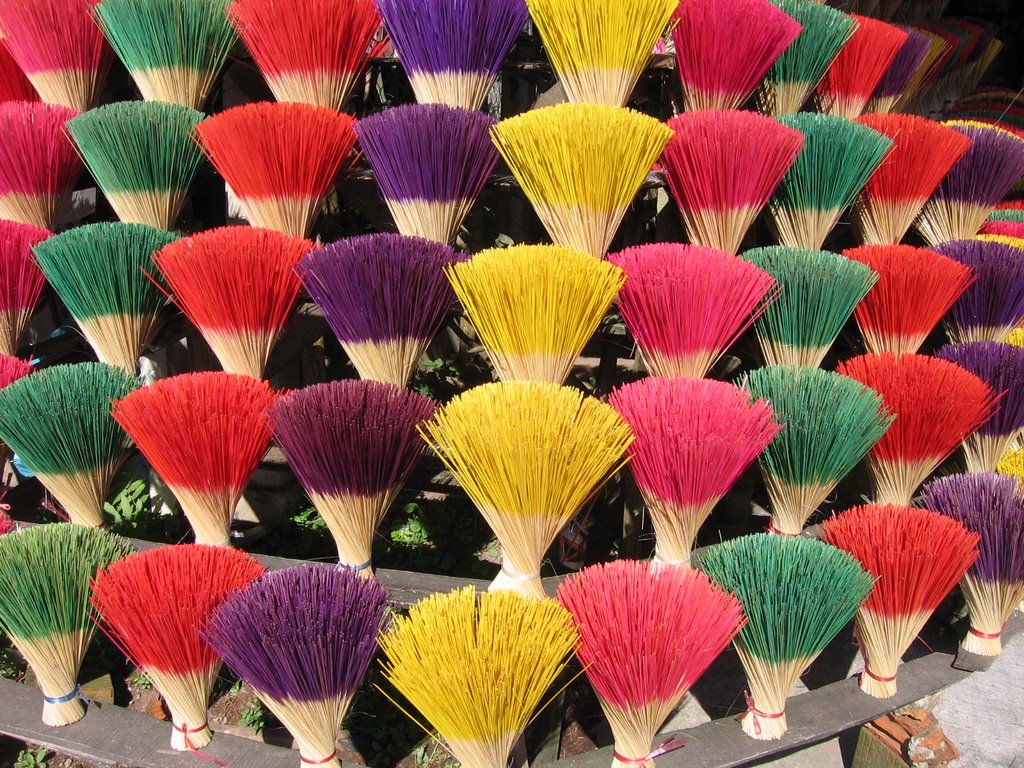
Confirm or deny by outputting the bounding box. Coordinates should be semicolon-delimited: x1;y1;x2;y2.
33;223;178;372
0;363;141;527
67;102;206;230
95;0;236;109
699;534;872;740
742;246;877;367
988;210;1024;224
768;113;892;250
0;524;131;726
758;0;856;116
744;366;893;535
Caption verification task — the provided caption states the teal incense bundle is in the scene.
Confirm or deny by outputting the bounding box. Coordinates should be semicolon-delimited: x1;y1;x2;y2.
0;220;50;356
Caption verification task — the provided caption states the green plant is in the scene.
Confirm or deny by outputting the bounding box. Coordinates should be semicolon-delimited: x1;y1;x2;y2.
0;635;26;680
389;504;430;547
14;747;48;768
128;668;152;691
105;478;150;530
239;698;268;733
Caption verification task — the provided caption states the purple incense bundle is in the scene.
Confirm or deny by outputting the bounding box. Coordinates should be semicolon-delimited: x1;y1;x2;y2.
374;0;528;110
935;239;1024;343
867;28;931;114
921;472;1024;657
916;123;1024;245
296;233;462;386
355;104;499;244
935;341;1024;472
270;380;435;575
204;564;390;768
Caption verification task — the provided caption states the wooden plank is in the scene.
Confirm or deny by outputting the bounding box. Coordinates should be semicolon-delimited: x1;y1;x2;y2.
952;612;1024;672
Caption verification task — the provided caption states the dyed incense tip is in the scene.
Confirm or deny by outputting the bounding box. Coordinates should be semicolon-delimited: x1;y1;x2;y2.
936;342;1024;439
870;27;932;104
816;15;908;119
934;238;1024;343
0;219;50;356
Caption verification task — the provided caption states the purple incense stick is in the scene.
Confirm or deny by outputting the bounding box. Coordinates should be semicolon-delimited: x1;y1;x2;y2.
935;239;1024;339
933;123;1024;205
872;28;931;101
936;341;1024;438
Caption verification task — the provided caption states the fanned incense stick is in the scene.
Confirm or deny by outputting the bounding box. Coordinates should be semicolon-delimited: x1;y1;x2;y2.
672;0;801;112
111;373;276;546
0;525;129;726
0;363;139;527
609;243;777;378
32;223;178;372
490;103;672;258
0;354;33;466
91;545;263;751
270;381;435;575
745;366;892;535
297;233;460;386
0;220;50;356
154;226;312;378
837;353;997;505
0;102;83;230
525;0;676;107
822;504;977;697
447;244;624;384
0;42;38;103
662;110;804;255
698;535;872;740
355;104;498;244
610;377;780;563
229;0;381;110
420;382;632;598
557;561;745;768
67;101;206;230
923;473;1024;656
206;565;390;768
742;246;877;367
0;0;112;110
935;239;1024;344
866;27;931;113
379;587;578;768
194;102;358;237
843;244;974;355
375;0;528;110
768;114;891;250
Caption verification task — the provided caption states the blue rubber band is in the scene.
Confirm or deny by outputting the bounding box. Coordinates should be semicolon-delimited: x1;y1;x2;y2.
43;686;81;705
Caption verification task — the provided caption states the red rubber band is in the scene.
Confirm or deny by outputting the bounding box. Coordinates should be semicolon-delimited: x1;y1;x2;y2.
743;691;784;736
765;522;798;537
969;626;1002;640
613;735;685;764
862;667;897;683
174;723;226;767
301;750;338;765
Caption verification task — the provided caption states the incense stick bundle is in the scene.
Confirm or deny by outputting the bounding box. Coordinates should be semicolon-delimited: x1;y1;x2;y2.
0;354;33;467
375;0;528;110
757;0;855;116
154;226;312;378
0;511;13;536
915;122;1024;245
698;535;872;740
852;114;971;245
420;382;632;598
767;114;891;250
989;205;1024;222
526;0;676;107
67;101;206;230
610;377;780;564
866;28;932;113
229;0;381;110
355;104;498;244
745;366;892;535
447;245;623;383
378;587;578;768
661;110;804;255
0;42;38;103
837;353;997;504
297;234;460;386
922;473;1024;656
557;561;745;768
0;102;83;229
822;504;977;697
205;565;390;768
32;223;178;372
91;545;263;751
271;380;435;575
609;243;777;377
0;524;129;725
935;342;1024;473
111;372;277;546
815;16;908;119
843;244;974;355
672;0;801;112
935;239;1024;344
981;220;1024;239
194;102;358;237
95;0;237;109
490;103;672;258
0;220;50;356
0;0;112;110
0;363;139;527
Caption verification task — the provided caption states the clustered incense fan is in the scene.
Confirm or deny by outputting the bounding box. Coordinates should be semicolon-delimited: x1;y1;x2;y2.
0;354;33;466
0;40;38;103
936;239;1024;343
0;220;50;356
866;28;932;114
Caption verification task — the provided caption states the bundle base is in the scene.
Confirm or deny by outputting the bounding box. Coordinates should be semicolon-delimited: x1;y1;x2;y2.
204;328;276;380
489;567;546;600
15;632;89;727
267;70;360;113
36;466;118;528
261;693;351;768
387;196;473;246
961;629;1001;656
168;485;238;546
646;495;717;566
239;193;322;239
42;697;85;728
0;191;62;230
309;488;395;579
741;709;788;740
342;336;426;387
104;189;189;231
407;70;494;112
27;68;101;112
134;66;213;111
539;201;623;260
858;671;897;699
79;313;160;373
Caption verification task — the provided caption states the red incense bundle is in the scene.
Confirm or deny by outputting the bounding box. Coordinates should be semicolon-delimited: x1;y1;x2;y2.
0;220;49;356
0;42;38;103
816;16;908;119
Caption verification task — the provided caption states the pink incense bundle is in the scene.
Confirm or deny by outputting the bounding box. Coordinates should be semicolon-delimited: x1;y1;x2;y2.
0;220;50;356
608;243;777;378
609;377;780;565
0;43;37;103
661;110;804;255
0;102;83;230
816;16;908;119
672;0;801;112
